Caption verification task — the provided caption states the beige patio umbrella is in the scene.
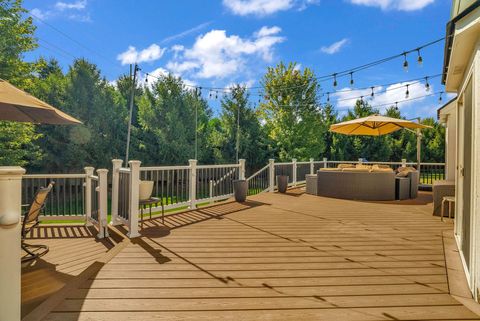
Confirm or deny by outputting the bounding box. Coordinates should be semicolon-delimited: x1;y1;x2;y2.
330;114;431;174
329;114;430;136
0;79;81;124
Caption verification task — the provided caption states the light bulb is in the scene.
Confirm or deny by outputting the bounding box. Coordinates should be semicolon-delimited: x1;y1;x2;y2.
403;53;409;72
417;49;423;66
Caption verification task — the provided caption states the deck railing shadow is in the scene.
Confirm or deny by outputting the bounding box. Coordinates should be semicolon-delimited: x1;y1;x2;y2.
141;199;269;233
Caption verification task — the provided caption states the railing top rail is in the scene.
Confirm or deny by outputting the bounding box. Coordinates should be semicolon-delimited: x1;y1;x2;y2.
140;165;190;171
274;162;293;166
119;168;131;173
324;160;445;166
296;161;311;165
23;173;87;179
197;164;240;169
89;175;99;181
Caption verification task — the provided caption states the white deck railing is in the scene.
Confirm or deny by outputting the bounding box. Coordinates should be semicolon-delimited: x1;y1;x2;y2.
111;159;245;238
22;167;109;238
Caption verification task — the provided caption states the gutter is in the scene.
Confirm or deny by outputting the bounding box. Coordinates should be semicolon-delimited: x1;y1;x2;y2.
442;0;480;84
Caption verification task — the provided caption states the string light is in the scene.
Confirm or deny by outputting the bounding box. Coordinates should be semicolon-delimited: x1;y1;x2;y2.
403;52;409;72
349;72;354;86
439;92;443;103
425;77;430;92
327;92;330;103
405;84;410;99
370;87;375;98
395;102;399;111
333;73;338;88
417;49;423;66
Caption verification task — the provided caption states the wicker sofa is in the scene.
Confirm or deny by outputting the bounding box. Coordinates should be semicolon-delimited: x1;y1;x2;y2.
315;170;396;201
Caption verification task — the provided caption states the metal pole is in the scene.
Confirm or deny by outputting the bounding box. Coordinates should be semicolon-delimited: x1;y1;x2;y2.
195;103;198;160
236;103;240;163
125;63;138;164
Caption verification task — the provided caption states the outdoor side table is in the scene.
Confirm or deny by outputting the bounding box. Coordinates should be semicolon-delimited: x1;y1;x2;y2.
140;197;162;229
441;196;455;222
395;177;410;200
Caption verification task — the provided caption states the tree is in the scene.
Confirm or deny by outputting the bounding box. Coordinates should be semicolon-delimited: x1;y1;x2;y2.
0;0;37;86
210;85;268;169
259;62;325;161
137;74;212;165
0;0;42;167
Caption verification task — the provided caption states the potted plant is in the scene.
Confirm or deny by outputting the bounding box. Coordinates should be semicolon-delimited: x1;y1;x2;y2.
233;179;247;202
276;175;289;193
139;180;154;201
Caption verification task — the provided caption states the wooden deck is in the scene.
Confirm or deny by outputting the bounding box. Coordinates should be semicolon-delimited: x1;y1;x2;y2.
23;190;480;321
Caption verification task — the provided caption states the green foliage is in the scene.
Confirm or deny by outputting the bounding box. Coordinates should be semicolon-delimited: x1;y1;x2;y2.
137;74;211;165
0;0;37;87
259;62;325;161
0;121;41;166
0;0;447;172
210;85;268;168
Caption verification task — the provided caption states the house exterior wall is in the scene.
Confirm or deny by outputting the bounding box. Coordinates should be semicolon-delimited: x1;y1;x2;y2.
439;101;457;181
452;39;480;300
446;111;457;181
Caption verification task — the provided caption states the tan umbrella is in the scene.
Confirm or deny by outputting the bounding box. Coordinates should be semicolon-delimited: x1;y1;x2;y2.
329;114;430;136
0;79;81;124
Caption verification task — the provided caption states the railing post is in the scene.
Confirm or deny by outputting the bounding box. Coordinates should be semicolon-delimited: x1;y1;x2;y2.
84;166;94;226
97;169;109;238
127;160;141;238
358;158;363;164
269;159;275;192
239;159;246;180
323;157;328;168
209;180;213;203
0;166;25;321
110;159;123;226
310;158;314;175
292;158;297;186
402;158;407;167
189;159;197;209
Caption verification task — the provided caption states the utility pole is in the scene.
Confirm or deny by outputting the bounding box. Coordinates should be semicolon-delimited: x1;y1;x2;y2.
125;63;138;163
236;102;240;163
195;103;198;160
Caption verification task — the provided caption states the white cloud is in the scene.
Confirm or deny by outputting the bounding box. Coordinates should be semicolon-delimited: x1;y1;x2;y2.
161;22;212;44
31;0;89;21
333;81;433;113
348;0;434;11
254;26;282;37
55;0;87;11
117;44;166;65
30;8;50;20
223;0;294;16
320;38;349;54
222;0;318;16
165;26;284;79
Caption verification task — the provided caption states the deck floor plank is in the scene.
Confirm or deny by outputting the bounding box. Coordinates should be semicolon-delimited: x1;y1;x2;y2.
30;191;480;320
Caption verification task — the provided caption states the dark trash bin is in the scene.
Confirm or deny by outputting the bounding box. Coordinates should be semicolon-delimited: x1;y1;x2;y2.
276;175;289;193
233;179;247;202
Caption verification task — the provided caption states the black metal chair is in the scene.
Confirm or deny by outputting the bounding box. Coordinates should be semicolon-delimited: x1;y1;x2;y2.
21;181;54;262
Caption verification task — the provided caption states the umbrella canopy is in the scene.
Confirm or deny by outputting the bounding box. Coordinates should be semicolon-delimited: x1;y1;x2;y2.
330;114;430;136
0;79;81;124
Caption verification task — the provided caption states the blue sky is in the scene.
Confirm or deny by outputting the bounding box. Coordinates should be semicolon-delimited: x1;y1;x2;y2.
23;0;453;118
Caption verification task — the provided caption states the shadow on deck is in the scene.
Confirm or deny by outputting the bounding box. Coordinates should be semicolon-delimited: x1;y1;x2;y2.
22;190;480;321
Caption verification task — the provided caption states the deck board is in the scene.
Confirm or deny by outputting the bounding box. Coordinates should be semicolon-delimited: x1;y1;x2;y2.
29;190;480;321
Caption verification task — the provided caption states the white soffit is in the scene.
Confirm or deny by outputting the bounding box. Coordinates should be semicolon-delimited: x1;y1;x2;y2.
445;8;480;92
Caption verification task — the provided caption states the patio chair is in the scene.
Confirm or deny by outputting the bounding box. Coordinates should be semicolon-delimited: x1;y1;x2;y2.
21;181;54;262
